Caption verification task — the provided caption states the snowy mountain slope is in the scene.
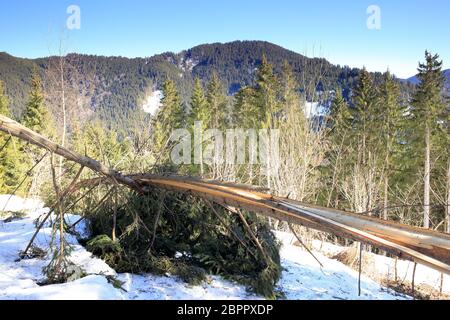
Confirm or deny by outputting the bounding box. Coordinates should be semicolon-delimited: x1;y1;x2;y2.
0;195;409;300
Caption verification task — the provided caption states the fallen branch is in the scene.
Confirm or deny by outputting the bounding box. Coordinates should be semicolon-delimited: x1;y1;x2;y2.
288;223;323;268
20;165;84;258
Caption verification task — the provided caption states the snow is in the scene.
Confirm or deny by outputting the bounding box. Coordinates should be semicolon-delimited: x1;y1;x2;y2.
141;90;163;116
304;102;328;118
275;232;408;300
307;238;450;295
0;195;417;300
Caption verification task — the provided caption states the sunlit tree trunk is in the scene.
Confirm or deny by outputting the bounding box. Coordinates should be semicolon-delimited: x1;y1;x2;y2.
424;124;431;229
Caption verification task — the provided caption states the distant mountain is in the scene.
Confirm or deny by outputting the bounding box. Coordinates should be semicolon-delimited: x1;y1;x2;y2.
0;41;412;120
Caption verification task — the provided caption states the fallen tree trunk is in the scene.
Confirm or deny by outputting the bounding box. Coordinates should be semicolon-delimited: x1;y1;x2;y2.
1;114;450;275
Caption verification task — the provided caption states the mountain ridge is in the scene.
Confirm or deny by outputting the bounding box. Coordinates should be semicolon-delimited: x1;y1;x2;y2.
0;40;412;119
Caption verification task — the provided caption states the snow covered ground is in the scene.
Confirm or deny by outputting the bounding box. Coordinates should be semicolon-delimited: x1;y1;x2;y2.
0;195;416;300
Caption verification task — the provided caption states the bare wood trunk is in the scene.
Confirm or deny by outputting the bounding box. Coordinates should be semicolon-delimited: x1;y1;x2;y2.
358;242;363;296
447;160;450;234
50;153;65;260
383;175;389;220
112;190;117;242
58;56;67;184
412;262;417;299
424;126;431;229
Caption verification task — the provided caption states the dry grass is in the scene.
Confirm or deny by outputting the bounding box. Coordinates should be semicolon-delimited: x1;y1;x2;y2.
331;245;449;300
382;279;449;300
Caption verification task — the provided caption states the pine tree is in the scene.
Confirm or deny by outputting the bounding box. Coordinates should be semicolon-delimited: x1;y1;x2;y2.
0;81;26;194
346;68;383;214
22;72;55;137
329;88;352;132
153;79;185;162
411;51;446;228
188;78;208;175
233;86;258;128
280;60;299;117
378;71;404;220
189;77;208;127
322;88;353;207
206;71;227;129
351;68;379;165
0;81;12;192
255;54;280;129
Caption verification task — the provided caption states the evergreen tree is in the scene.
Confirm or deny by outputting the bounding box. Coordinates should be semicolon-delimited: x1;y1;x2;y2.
189;77;208;127
233;86;258;128
153;79;185;162
255;54;280;129
187;78;208;175
411;51;446;228
351;68;380;165
0;81;12;192
378;71;404;220
280;60;299;117
72;121;132;171
22;72;55;137
329;88;352;132
0;81;26;194
205;71;227;129
321;88;353;207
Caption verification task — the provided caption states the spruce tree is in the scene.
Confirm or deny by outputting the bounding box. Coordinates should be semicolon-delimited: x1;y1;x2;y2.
233;86;258;128
22;72;54;136
378;71;404;220
0;81;26;194
189;77;208;127
280;60;299;117
153;79;184;162
351;68;379;165
411;51;446;228
329;88;352;132
188;78;208;175
255;54;280;129
0;81;12;193
206;71;227;129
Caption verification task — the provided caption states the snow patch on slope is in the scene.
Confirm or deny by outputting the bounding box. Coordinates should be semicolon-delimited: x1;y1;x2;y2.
304;102;328;118
142;90;163;116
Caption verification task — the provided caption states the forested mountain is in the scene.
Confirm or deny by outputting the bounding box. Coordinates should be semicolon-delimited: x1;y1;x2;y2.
0;41;414;119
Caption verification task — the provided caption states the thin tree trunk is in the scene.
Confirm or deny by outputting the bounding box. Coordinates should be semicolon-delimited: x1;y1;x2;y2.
58;55;67;184
447;160;450;233
358;242;363;296
50;153;65;261
383;147;390;220
412;262;417;299
424;126;431;229
112;189;117;242
383;176;389;220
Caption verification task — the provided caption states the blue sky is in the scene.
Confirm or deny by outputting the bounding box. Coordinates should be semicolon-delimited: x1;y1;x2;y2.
0;0;449;78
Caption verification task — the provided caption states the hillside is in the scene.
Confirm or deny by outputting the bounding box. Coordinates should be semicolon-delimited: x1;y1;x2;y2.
0;41;413;119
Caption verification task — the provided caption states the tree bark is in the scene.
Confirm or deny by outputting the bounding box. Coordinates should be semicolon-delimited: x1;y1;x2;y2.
383;175;389;220
447;160;450;234
424;125;431;229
